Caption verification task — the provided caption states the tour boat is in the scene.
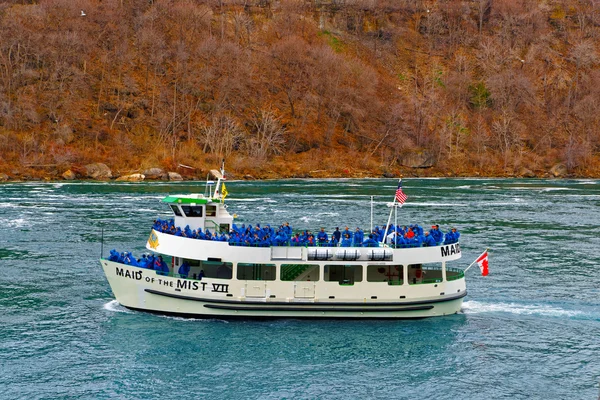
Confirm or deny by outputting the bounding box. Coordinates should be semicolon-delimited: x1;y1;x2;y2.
100;169;467;319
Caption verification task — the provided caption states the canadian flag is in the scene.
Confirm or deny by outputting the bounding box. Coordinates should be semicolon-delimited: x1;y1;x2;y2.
476;250;489;276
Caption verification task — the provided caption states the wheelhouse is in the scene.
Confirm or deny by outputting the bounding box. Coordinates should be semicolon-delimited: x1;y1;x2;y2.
162;195;233;233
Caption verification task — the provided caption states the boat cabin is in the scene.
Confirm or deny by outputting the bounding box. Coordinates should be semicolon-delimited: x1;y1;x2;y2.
162;194;233;233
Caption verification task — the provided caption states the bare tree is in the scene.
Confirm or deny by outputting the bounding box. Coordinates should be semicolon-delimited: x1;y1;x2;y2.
245;108;286;160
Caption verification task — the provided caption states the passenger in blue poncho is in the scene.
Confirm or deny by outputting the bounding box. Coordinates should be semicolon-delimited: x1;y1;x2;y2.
445;227;460;244
364;234;378;247
430;225;443;244
154;256;169;275
342;226;353;241
423;232;436;247
178;261;190;278
274;231;288;246
332;227;341;244
109;250;119;262
341;234;352;247
354;228;364;246
317;228;328;245
451;228;460;241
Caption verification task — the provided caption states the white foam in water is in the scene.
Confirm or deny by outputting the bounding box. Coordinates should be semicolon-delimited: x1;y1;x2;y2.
416;203;468;207
229;198;277;203
1;218;26;228
462;301;584;318
540;187;577;192
157;314;226;323
103;300;132;314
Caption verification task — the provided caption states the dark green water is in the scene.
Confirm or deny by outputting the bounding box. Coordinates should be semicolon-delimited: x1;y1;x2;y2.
1;178;599;399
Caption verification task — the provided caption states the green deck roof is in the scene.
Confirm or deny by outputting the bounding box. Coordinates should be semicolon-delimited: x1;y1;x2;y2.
162;196;211;205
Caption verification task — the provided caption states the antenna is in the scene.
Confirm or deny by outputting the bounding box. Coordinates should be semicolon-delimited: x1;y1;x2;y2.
204;173;210;197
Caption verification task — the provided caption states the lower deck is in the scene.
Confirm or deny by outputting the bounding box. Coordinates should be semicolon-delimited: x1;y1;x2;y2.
101;256;467;318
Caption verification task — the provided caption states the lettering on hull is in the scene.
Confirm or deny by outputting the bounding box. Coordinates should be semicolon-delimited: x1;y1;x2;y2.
116;267;143;280
115;267;229;293
441;243;461;257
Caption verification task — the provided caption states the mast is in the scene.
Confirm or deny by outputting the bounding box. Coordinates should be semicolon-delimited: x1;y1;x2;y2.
213;159;226;201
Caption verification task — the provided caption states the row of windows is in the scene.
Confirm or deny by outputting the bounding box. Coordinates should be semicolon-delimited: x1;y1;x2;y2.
170;204;218;218
179;260;446;284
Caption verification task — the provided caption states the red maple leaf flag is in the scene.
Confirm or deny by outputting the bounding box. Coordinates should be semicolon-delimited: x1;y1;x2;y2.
476;250;489;276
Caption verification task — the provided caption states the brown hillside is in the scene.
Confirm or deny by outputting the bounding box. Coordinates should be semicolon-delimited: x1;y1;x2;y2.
0;0;599;179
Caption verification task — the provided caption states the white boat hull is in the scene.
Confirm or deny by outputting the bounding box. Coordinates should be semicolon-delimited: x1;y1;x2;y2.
101;260;466;319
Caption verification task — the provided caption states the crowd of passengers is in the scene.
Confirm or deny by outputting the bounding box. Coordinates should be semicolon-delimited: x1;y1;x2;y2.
107;250;201;279
152;218;460;248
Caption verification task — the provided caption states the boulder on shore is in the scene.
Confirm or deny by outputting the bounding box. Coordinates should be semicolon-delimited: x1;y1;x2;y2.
62;170;77;180
143;167;167;180
518;167;536;178
85;163;112;179
0;173;9;182
399;151;435;168
549;163;567;177
168;172;183;181
116;173;145;182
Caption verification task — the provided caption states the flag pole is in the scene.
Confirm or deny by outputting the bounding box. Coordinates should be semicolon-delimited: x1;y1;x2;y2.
370;196;373;233
382;178;403;245
464;249;489;273
394;203;398;246
381;198;395;245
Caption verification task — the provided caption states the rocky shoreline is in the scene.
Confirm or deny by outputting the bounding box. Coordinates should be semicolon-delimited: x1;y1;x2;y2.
0;162;592;183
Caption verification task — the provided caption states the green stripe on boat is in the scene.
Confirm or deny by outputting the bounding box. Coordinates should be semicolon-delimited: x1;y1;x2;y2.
162;196;211;204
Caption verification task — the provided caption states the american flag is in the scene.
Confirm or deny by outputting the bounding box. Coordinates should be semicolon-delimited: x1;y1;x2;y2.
395;179;408;204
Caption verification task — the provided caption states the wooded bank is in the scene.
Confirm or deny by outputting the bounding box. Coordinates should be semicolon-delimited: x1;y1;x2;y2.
1;0;599;180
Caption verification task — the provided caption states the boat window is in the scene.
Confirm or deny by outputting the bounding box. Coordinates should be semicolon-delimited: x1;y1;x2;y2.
237;263;276;281
280;264;320;281
367;265;403;284
408;263;442;285
206;205;217;217
324;264;362;285
182;258;200;267
181;205;203;217
186;260;232;280
170;205;182;216
446;262;465;282
219;223;230;233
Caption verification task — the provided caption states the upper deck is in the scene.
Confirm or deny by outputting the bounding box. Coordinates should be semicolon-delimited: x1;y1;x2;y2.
147;229;462;265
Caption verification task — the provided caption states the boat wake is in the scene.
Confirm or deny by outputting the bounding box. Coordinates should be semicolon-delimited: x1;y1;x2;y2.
462;301;588;319
103;300;133;314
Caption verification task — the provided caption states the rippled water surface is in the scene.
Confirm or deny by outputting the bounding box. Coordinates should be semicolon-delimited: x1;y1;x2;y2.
1;178;599;399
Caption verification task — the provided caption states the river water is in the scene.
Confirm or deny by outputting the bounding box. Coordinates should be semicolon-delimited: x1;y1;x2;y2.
1;178;599;399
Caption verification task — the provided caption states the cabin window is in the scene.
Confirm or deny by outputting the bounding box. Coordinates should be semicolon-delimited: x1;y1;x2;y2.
367;265;404;285
170;205;182;216
324;264;362;285
408;263;442;285
219;223;230;233
181;205;203;217
237;263;276;281
446;262;464;282
206;205;217;217
182;259;232;280
280;264;320;281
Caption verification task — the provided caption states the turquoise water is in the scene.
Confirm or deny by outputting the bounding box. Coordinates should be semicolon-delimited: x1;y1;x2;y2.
1;178;599;399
